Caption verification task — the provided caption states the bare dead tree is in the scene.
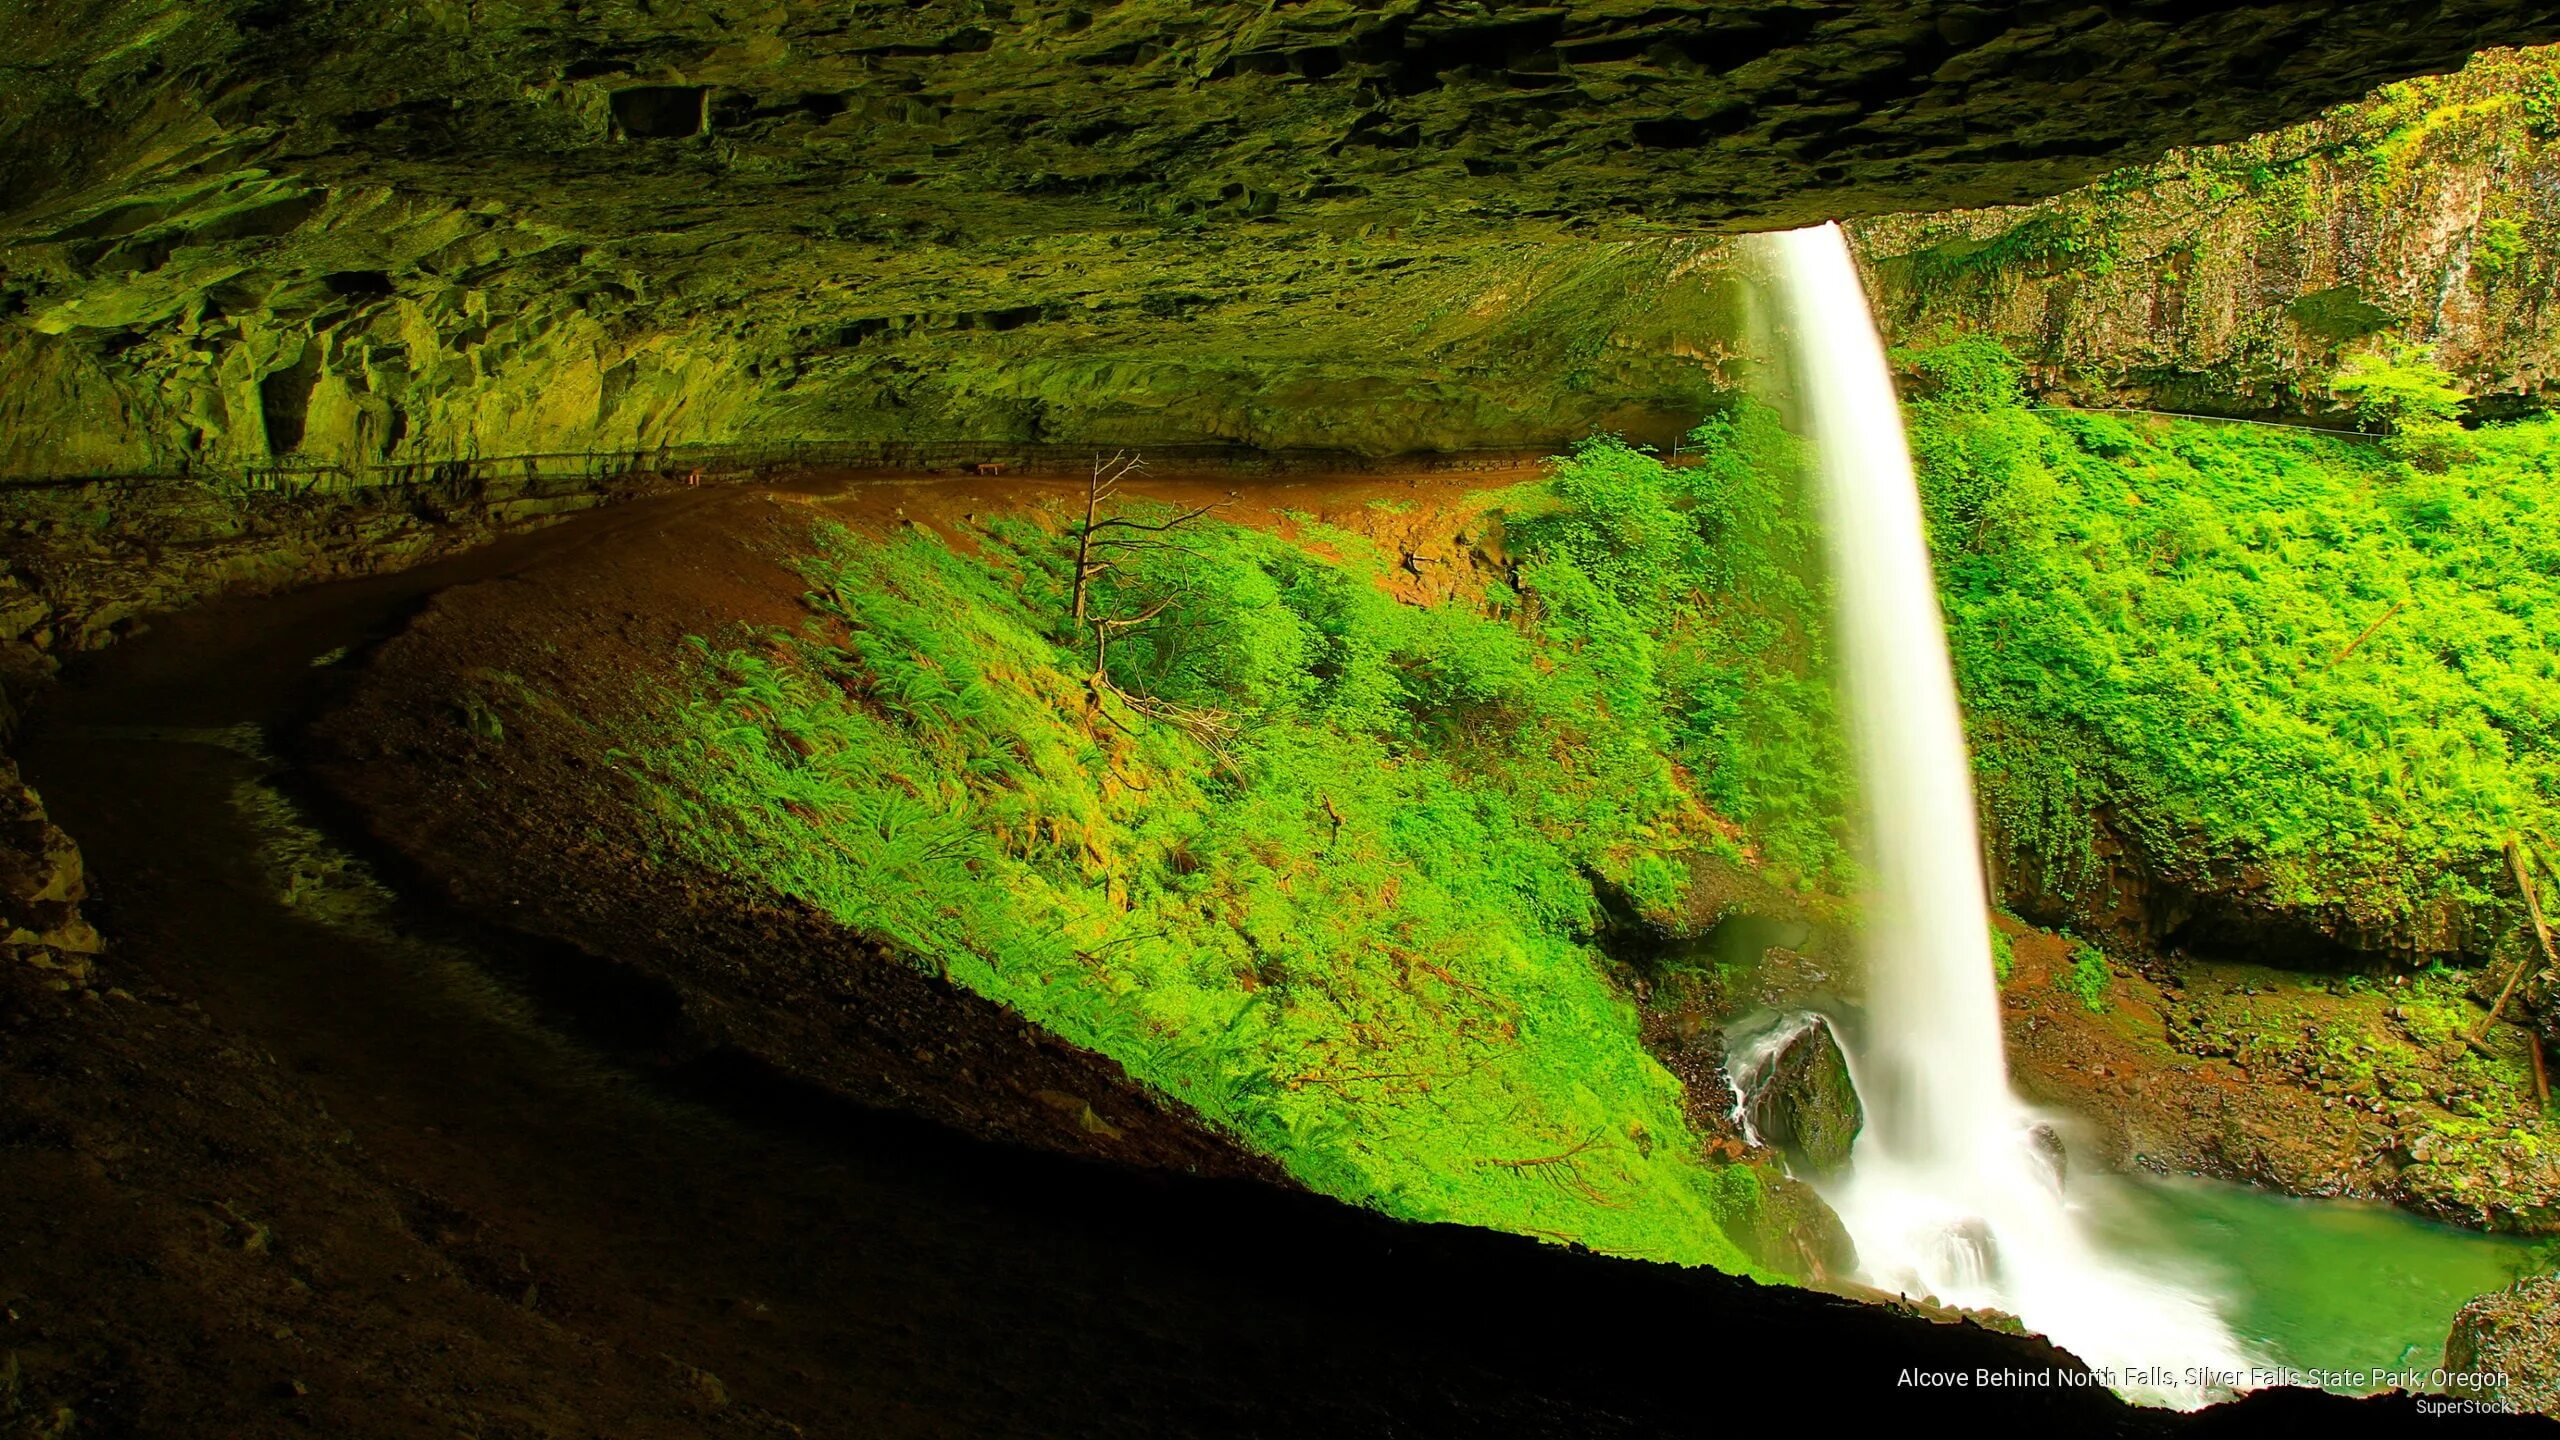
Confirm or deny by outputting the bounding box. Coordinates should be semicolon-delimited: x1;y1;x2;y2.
1070;450;1144;629
1088;596;1176;685
1063;452;1239;755
1070;451;1230;643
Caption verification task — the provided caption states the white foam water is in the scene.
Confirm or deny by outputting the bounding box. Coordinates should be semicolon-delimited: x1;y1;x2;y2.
1751;222;2256;1407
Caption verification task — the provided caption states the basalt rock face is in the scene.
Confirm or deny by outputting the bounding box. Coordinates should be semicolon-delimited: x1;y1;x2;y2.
7;2;2559;478
1857;46;2560;420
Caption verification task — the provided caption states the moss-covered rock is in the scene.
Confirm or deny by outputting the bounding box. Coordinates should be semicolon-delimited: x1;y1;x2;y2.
1857;46;2560;420
1726;1167;1860;1282
1749;1018;1864;1174
2445;1271;2560;1416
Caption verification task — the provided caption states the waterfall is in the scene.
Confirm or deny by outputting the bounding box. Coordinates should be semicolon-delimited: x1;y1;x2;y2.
1753;223;2255;1405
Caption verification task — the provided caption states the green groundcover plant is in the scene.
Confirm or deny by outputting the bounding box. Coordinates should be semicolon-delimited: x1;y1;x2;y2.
631;335;2557;1272
632;419;1852;1275
1907;337;2560;929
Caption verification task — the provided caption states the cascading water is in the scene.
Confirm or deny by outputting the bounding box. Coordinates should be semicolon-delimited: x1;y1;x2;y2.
1753;223;2256;1405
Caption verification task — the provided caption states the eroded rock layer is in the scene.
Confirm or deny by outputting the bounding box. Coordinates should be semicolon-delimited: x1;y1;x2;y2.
6;1;2557;475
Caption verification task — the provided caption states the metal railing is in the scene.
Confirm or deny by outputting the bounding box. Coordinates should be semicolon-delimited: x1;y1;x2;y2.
5;437;1554;495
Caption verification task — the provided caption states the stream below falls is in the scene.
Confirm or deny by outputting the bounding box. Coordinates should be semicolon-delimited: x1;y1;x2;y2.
2101;1172;2537;1392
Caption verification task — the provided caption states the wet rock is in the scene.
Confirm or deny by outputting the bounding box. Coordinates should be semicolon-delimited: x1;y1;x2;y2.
2025;1122;2068;1188
2396;1140;2560;1234
2445;1272;2560;1418
1748;1018;1863;1175
1940;1216;2002;1289
5;4;2552;488
1860;50;2560;438
1727;1169;1859;1284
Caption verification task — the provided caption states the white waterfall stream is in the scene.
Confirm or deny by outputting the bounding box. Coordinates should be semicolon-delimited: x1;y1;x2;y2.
1753;223;2257;1405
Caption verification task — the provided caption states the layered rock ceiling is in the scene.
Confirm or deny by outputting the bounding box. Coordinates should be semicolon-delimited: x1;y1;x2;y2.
6;0;2558;472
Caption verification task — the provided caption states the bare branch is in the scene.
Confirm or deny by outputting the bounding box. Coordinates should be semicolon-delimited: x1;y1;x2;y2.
1088;497;1233;537
1096;596;1176;632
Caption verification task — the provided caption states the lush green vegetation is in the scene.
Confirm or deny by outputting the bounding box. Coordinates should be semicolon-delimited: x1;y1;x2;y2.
1508;414;1848;886
2330;341;2473;467
2064;946;2113;1014
629;443;1859;1275
622;323;2559;1268
1904;338;2560;942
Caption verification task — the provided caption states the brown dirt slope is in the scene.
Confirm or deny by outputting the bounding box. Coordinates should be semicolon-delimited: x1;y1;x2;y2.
304;476;1284;1183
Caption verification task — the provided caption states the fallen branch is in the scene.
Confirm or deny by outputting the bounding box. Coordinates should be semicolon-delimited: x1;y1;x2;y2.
2328;598;2406;667
1477;1135;1627;1209
1282;1068;1448;1091
2477;835;2554;1042
1076;929;1167;961
2530;828;2560;890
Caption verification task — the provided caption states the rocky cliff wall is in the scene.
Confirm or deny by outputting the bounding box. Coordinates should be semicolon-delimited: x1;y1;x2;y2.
1855;46;2560;418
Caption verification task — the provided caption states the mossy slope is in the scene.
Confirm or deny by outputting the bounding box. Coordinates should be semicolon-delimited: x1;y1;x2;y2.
630;435;1861;1274
1904;340;2560;966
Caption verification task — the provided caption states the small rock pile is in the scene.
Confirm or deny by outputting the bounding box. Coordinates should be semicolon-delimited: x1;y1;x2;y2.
0;752;100;991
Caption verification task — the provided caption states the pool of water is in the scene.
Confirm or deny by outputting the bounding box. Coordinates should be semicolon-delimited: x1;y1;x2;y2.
2086;1171;2542;1393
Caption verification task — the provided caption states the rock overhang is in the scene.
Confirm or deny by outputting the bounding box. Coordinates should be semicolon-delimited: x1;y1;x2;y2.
7;0;2560;471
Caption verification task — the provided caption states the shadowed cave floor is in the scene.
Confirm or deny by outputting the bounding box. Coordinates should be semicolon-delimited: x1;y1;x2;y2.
0;477;2529;1437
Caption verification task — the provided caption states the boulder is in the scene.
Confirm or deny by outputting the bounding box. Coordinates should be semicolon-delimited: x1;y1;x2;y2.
0;755;100;984
1748;1018;1863;1174
1726;1169;1860;1284
2445;1272;2560;1418
2026;1122;2069;1189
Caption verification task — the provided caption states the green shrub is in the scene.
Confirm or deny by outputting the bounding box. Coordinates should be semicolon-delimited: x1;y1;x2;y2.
2329;339;2473;468
1898;334;2026;411
2064;946;2112;1014
2474;217;2529;280
1902;338;2560;940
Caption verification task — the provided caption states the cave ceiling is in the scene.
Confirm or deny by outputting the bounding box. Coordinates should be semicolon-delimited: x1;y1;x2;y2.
6;0;2558;469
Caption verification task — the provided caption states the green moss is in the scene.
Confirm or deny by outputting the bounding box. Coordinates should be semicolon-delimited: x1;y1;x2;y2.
1905;340;2560;941
2527;70;2560;140
2063;945;2112;1014
627;443;1850;1274
2287;286;2396;344
2475;218;2530;280
1901;210;2121;293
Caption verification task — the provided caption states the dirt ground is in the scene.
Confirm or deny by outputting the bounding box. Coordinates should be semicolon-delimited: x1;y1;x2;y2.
1999;922;2560;1232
